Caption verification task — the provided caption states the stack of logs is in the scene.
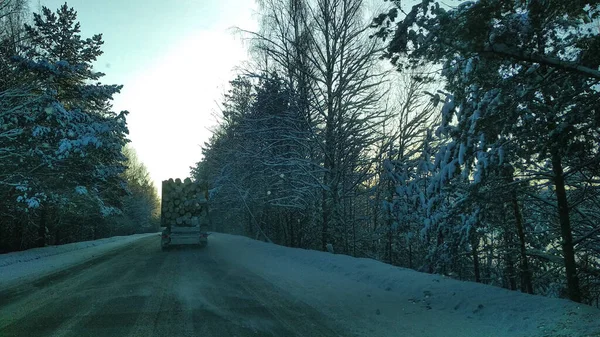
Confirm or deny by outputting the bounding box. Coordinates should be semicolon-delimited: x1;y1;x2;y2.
161;178;208;227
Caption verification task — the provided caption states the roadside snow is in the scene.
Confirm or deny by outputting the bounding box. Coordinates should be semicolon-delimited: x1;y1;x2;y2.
209;233;600;337
0;233;158;290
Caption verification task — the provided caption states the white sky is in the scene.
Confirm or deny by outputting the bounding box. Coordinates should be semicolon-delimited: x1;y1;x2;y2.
39;0;258;191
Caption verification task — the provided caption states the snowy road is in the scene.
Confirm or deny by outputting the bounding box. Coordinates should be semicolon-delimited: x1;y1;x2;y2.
0;236;347;337
1;234;599;337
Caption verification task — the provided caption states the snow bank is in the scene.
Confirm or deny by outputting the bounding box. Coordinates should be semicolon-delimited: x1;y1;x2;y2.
0;233;158;289
210;233;600;337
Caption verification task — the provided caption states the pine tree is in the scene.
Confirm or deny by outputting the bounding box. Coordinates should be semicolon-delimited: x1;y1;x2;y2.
0;3;129;248
373;0;600;303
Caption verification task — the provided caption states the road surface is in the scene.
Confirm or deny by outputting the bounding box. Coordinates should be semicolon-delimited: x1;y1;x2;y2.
0;236;351;337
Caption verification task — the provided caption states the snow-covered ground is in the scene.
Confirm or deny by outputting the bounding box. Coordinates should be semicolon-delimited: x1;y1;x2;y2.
0;232;158;290
209;233;600;337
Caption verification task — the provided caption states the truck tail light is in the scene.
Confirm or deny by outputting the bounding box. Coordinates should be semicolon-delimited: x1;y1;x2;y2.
162;233;169;239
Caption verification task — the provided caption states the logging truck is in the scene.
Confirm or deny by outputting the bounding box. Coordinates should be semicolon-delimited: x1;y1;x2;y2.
160;178;210;251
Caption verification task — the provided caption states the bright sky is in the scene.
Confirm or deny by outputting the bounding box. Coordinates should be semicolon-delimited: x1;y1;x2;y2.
39;0;258;190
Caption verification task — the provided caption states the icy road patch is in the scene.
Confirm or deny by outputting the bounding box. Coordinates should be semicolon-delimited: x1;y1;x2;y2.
0;232;158;290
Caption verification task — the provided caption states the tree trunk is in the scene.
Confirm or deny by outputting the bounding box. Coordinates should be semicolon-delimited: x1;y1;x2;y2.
408;242;413;269
503;216;518;290
288;212;295;248
321;1;336;252
386;186;394;265
435;230;444;274
55;221;62;246
352;202;356;257
471;232;481;283
503;163;533;294
486;234;494;282
551;153;582;303
505;250;518;291
343;195;349;254
280;212;288;246
321;126;334;251
16;218;23;251
512;192;534;294
246;211;253;237
37;208;47;248
425;228;434;274
321;187;330;251
372;175;383;255
387;219;393;264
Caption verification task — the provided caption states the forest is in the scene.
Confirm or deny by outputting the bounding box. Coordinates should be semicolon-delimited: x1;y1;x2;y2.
1;0;599;307
0;1;160;253
191;0;600;306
